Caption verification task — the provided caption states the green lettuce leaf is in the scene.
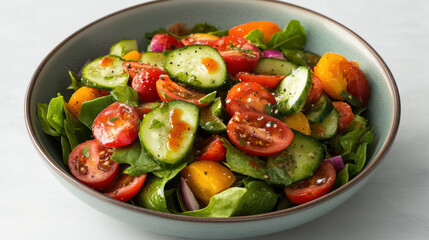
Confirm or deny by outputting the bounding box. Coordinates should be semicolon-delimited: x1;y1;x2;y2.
266;20;306;50
78;95;115;129
235;179;279;216
244;29;267;50
111;86;139;107
67;70;82;91
180;187;247;217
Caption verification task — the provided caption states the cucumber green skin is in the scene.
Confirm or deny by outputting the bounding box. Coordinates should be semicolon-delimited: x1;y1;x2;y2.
305;93;334;124
109;39;138;57
310;108;339;140
140;52;166;68
274;66;312;116
199;97;227;133
140;100;200;165
164;45;227;93
253;58;297;76
267;130;325;184
81;55;129;90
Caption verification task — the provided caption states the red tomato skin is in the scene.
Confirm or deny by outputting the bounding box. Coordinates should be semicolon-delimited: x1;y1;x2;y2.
156;75;209;108
284;160;336;205
212;36;261;74
150;33;184;52
104;173;147;202
122;62;154;79
92;102;140;148
344;62;370;106
196;135;226;162
68;140;119;191
332;101;354;132
226;82;276;116
306;74;323;105
132;68;167;102
236;72;285;89
227;112;294;156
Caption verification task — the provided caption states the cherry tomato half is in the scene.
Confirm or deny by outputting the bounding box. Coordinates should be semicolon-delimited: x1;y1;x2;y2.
68;140;119;191
92;102;140;148
212;36;261;74
181;33;219;46
104;172;147;202
236;72;285;89
305;74;323;106
227;112;294;156
156;75;210;108
333;101;354;132
284;160;336;204
225;82;276;116
122;62;153;79
132;67;167;102
229;21;282;43
343;61;370;106
195;135;226;162
150;33;184;52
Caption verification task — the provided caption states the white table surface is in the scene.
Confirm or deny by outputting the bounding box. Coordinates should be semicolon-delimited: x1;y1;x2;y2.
1;0;428;239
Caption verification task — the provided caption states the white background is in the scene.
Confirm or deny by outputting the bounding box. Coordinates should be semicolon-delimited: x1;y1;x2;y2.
1;0;428;239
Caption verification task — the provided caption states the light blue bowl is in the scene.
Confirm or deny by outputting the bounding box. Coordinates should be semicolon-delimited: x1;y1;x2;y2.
25;0;400;238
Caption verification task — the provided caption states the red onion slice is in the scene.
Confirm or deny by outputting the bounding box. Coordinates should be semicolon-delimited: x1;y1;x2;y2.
325;155;345;172
262;50;286;60
180;177;200;211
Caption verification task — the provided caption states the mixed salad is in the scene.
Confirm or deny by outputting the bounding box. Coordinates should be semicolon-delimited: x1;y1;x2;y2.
38;20;373;217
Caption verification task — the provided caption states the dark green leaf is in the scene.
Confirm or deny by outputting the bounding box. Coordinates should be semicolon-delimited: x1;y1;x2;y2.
275;196;294;211
180;187;247;217
190;22;218;33
281;49;307;66
333;164;350;189
46;94;66;135
340;90;360;108
266;20;306;50
207;30;229;37
111;86;139;107
67;70;82;91
111;140;162;176
221;138;268;180
79;95;115;129
60;135;71;166
236;180;279;216
37;103;60;137
198;91;217;105
244;29;267;50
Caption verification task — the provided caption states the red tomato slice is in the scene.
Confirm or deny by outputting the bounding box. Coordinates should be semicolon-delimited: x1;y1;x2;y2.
68;140;119;191
343;61;370;106
306;74;323;106
156;75;210;108
284;160;336;204
92;102;140;148
236;72;285;89
122;62;154;79
227;112;294;156
212;36;261;74
104;172;147;202
229;21;281;43
195;135;226;162
150;33;184;52
132;67;167;102
225;82;276;116
332;101;354;132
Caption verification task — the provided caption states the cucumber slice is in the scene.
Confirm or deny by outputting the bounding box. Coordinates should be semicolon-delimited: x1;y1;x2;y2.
274;66;312;116
109;39;138;57
310;108;339;140
140;100;200;165
140;52;166;68
164;45;227;92
305;93;334;123
253;58;296;76
266;130;324;185
81;56;129;90
199;98;227;133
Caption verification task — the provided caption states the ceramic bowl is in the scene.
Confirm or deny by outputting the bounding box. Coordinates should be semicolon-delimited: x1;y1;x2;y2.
25;0;400;238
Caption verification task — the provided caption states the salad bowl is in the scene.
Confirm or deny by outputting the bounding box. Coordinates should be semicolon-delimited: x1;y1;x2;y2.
25;0;400;238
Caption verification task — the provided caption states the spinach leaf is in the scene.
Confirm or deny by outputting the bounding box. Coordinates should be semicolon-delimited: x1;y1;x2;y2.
136;162;186;213
111;140;162;176
275;195;294;211
333;163;350;189
60;135;71;166
281;49;321;67
266;20;306;50
244;29;267;50
111;86;139;107
266;165;293;186
78;95;115;129
180;187;247;217
190;22;218;33
46;94;66;135
67;70;82;91
221;139;268;180
207;30;229;37
236;180;279;216
37;103;60;137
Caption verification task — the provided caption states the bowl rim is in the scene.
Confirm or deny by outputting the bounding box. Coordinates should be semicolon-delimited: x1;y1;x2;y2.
25;0;400;223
